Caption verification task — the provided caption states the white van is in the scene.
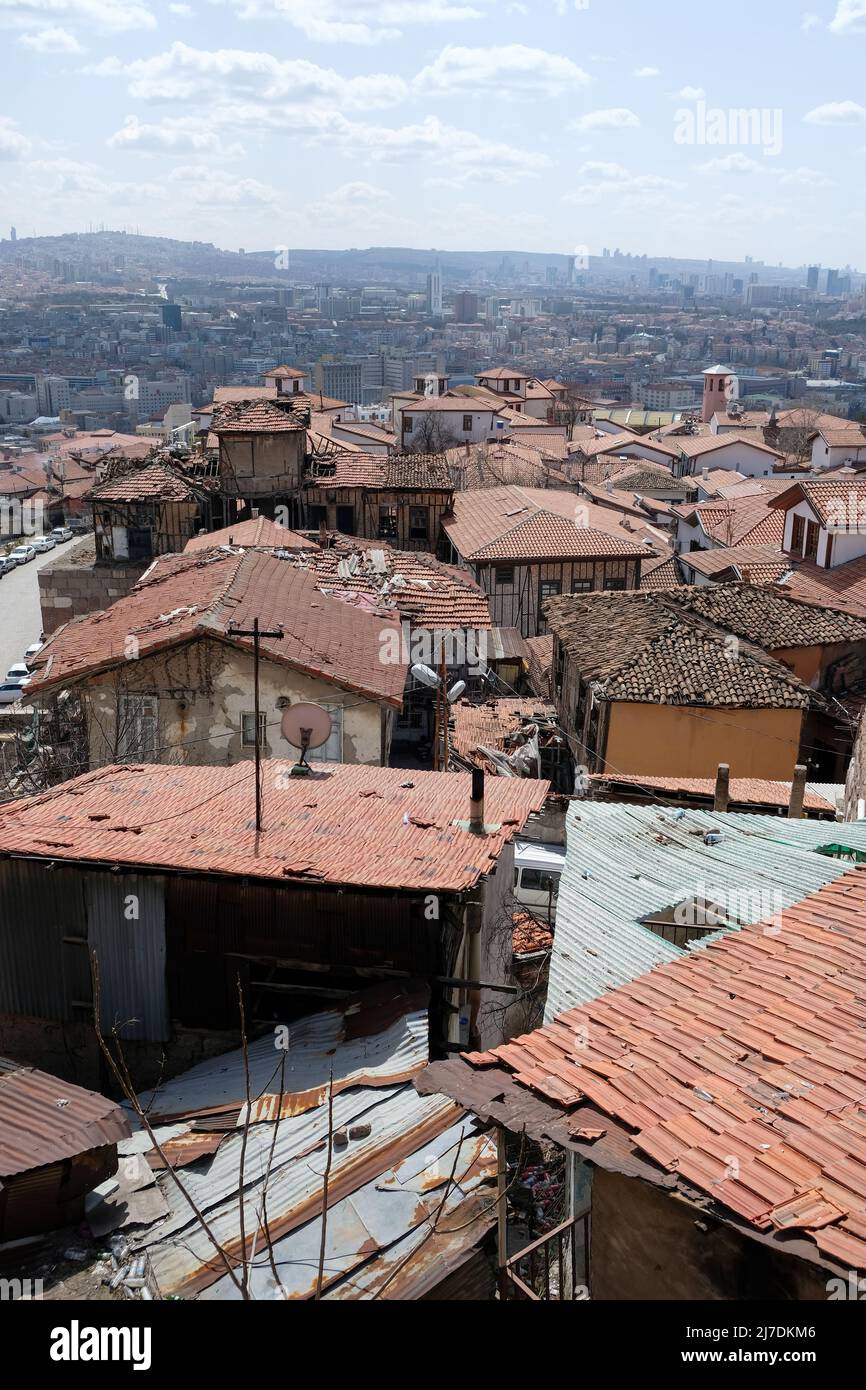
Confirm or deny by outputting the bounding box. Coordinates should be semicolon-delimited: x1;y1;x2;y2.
513;841;566;922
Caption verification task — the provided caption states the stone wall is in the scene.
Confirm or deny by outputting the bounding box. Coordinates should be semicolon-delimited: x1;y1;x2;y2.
38;536;147;634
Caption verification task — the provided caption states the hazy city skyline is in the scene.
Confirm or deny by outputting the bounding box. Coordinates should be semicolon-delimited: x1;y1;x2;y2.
1;0;865;264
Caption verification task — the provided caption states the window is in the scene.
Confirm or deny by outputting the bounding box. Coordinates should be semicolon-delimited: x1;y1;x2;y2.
572;578;592;593
119;693;158;762
402;415;413;433
409;507;429;540
540;580;561;601
462;415;473;433
604;576;627;591
306;704;344;763
805;520;820;560
241;711;266;749
336;505;354;533
496;566;515;586
378;506;398;539
790;513;805;553
307;504;326;528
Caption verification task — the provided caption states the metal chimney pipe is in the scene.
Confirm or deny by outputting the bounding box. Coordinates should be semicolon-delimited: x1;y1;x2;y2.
469;768;485;832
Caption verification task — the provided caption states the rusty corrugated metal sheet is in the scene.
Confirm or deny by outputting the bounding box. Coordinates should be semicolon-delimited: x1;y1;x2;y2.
0;859;88;1021
0;763;548;893
0;1060;131;1177
85;873;169;1041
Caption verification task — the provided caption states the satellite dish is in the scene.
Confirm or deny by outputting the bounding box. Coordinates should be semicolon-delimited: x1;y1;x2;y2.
280;702;333;776
411;663;440;689
447;681;467;703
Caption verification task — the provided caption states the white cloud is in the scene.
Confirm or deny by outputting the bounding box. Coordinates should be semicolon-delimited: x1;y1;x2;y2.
86;42;408;108
804;99;866;124
414;44;590;97
169;164;282;207
670;86;705;100
697;152;762;173
107;115;244;156
564;162;681;206
801;11;820;30
569;108;640;132
168;2;191;10
0;0;155;32
0;116;30;159
305;181;397;227
829;1;866;33
18;23;82;48
633;66;660;78
32;156;165;200
221;0;487;44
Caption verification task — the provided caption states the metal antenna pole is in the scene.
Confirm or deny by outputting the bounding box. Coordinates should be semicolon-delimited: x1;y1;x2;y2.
230;617;283;833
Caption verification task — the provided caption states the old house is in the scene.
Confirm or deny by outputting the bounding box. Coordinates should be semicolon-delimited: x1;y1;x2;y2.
0;762;548;1084
90;459;215;564
26;549;407;771
418;859;866;1299
441;486;656;637
211;398;310;515
0;1058;130;1241
304;452;454;552
546;589;819;780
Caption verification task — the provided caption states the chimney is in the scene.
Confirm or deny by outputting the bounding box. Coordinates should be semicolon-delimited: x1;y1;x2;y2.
469;767;485;833
740;566;752;584
788;764;808;819
701;466;709;481
713;763;730;813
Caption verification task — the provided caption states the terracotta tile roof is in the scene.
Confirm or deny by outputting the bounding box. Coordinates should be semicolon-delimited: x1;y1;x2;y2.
513;910;554;957
771;478;866;529
263;365;307;380
184;516;318;554
816;427;866;449
27;550;407;707
0;1058;131;1177
457;867;866;1272
401;394;501;414
293;539;492;630
476;367;532;382
545;590;814;709
443;486;655;563
779;556;866;620
307;452;452;491
574;431;643;458
0;763;549;893
90;460;205;504
211;399;308;434
639;554;684;590
449;698;558;766
210;385;347;413
679;544;791;584
667;586;866;650
590;772;835;813
677;494;785;548
674;431;784;461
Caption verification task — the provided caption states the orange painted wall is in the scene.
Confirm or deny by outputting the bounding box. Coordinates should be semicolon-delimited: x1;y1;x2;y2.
604;703;803;780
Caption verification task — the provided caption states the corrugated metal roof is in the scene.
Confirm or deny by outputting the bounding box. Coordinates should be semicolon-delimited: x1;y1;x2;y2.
125;986;495;1298
0;763;548;893
0;1060;131;1177
546;802;866;1018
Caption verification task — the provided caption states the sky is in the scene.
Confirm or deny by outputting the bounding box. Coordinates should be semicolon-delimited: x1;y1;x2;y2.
1;0;865;266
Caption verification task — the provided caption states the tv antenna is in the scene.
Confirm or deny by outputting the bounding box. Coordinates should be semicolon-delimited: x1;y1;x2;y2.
280;702;333;778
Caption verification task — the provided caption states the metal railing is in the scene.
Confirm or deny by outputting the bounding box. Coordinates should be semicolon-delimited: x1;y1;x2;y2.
503;1211;589;1301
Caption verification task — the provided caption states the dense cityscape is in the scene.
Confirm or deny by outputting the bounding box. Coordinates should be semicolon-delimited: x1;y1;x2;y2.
3;0;866;1353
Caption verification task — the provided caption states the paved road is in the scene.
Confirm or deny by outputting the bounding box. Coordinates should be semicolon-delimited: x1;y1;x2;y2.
0;546;64;679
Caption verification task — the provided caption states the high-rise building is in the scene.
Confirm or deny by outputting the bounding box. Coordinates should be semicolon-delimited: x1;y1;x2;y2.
807;266;820;292
9;227;16;243
426;270;443;316
452;291;479;323
161;303;182;332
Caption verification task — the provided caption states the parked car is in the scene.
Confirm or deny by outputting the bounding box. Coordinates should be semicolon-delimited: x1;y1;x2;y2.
0;683;26;706
513;840;567;923
7;545;36;565
5;663;31;684
50;526;74;542
0;558;15;577
31;535;56;553
23;640;44;664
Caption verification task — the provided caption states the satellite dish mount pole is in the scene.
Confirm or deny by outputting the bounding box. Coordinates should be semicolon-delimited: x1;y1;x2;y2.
230;617;284;833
